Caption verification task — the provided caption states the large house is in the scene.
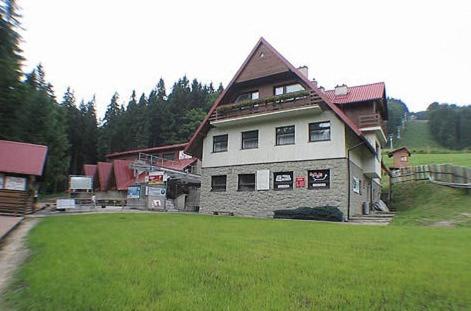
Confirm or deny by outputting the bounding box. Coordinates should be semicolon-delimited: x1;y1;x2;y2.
185;38;388;220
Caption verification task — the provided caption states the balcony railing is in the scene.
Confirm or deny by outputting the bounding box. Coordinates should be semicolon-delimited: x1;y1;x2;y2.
358;113;387;134
209;90;322;122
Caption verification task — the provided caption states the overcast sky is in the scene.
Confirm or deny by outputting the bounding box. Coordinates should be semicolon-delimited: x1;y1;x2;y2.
19;0;471;117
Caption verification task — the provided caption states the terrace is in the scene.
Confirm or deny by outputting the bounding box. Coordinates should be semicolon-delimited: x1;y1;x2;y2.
209;90;323;123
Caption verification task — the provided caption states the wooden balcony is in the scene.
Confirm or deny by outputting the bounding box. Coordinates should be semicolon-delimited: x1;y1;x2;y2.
358;113;387;134
210;90;323;122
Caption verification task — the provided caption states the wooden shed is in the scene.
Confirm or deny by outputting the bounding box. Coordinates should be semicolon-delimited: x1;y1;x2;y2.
0;140;48;215
387;147;411;169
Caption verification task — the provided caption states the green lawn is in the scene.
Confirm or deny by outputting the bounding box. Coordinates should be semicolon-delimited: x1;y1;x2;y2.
383;152;471;167
3;214;471;310
392;182;471;227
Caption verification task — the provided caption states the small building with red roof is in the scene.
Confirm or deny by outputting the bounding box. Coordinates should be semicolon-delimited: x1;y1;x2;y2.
0;140;48;215
387;147;411;169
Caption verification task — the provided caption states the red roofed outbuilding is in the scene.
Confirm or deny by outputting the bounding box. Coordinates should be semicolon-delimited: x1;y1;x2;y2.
0;140;48;215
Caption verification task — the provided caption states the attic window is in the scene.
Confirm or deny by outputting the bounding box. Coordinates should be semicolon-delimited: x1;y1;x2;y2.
236;91;259;103
259;52;265;58
274;83;304;96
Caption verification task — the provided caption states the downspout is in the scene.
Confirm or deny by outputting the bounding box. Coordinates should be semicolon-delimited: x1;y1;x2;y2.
347;141;366;221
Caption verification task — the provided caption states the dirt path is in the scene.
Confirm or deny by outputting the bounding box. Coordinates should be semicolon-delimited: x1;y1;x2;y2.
0;218;39;294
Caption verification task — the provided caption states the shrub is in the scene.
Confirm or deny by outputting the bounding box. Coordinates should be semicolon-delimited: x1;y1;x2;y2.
273;206;344;222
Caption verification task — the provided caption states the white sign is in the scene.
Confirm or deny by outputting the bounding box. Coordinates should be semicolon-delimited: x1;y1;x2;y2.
56;199;76;209
256;170;270;191
0;174;4;189
69;176;93;190
5;176;27;191
178;150;192;160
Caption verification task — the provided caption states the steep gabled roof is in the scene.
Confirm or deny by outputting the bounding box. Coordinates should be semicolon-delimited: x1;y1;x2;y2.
0;140;48;176
185;37;370;158
97;162;113;192
83;164;97;178
324;82;386;104
387;146;411;157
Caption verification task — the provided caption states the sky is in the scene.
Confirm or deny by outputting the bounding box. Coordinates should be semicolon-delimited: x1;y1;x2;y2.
19;0;471;117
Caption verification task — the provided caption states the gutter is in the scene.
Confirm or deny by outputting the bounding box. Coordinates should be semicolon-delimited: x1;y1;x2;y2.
346;141;366;220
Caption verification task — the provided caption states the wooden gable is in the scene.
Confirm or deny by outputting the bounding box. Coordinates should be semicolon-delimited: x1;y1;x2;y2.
235;42;290;83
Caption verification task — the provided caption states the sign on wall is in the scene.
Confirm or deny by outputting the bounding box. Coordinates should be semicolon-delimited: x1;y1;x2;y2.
308;170;330;189
274;172;293;190
256;170;270;190
148;171;164;185
56;199;76;209
4;176;27;191
69;176;93;190
295;176;305;188
147;186;166;197
127;186;141;199
0;174;4;189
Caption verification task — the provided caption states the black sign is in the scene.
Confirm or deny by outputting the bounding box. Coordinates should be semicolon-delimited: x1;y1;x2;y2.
274;172;293;190
308;169;330;189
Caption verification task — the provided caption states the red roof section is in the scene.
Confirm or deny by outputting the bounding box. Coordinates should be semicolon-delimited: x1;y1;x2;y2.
324;82;385;104
97;162;113;192
113;160;135;191
106;143;187;160
83;164;97;178
0;140;48;176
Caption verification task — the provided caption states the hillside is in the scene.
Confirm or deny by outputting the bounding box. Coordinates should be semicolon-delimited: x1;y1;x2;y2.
383;153;471;167
392;182;471;227
391;120;446;152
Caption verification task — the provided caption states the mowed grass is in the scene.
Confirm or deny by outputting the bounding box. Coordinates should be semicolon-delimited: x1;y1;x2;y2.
392;181;471;227
393;120;445;152
4;214;471;310
383;152;471;167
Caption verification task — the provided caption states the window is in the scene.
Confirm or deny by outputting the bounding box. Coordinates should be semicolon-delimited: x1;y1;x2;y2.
213;134;228;153
241;130;258;149
274;172;293;190
274;83;304;96
308;169;330;189
236;91;259;102
309;121;331;142
276;126;295;145
400;156;408;162
211;175;227;192
352;176;360;194
238;174;255;191
162;152;176;160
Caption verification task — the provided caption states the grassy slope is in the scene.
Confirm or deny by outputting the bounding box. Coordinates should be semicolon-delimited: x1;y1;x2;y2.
383;153;471;167
4;214;471;310
392;182;471;227
383;119;471;167
392;120;446;152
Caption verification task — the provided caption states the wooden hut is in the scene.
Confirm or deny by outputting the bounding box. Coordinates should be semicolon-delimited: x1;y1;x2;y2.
0;140;48;215
387;146;411;169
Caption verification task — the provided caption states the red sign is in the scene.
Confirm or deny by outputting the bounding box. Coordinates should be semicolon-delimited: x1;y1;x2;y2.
295;176;305;188
148;171;164;185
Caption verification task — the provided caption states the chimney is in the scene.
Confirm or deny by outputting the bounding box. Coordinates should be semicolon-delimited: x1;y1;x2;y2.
334;84;348;96
297;66;309;79
311;78;318;88
319;86;325;93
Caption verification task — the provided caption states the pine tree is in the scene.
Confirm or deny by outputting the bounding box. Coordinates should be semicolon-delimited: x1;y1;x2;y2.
0;0;23;139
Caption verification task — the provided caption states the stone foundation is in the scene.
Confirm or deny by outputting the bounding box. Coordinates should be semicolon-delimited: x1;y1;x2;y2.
200;159;353;218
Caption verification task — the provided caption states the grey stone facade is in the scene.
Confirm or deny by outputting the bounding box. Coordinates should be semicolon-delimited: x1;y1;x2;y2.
200;158;360;218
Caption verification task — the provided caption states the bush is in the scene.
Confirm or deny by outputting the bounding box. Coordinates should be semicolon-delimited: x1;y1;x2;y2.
273;206;344;222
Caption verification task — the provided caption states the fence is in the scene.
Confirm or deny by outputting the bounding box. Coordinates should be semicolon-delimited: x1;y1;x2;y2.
390;164;471;190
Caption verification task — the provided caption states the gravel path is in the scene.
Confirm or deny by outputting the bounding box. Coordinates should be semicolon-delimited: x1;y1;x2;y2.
0;218;39;294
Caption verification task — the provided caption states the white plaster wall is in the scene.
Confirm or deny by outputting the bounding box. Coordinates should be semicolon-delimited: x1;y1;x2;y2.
202;111;346;168
363;132;382;178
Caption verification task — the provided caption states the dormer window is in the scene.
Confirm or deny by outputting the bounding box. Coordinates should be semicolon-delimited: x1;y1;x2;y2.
274;83;304;96
235;91;259;103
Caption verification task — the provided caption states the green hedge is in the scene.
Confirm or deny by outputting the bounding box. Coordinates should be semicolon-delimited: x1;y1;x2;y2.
273;206;344;222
